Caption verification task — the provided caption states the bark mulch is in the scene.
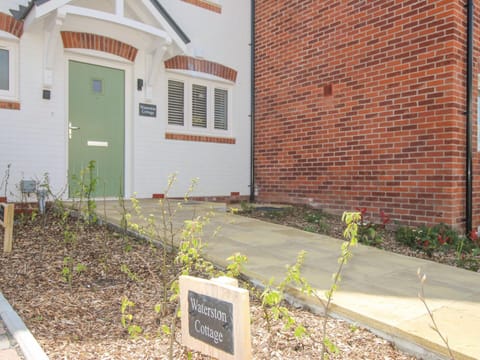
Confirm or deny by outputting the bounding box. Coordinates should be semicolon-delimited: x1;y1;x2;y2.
0;209;417;359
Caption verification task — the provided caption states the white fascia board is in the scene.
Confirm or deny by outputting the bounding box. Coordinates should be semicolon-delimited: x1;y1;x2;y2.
141;0;188;54
32;0;72;18
0;32;18;41
61;5;172;43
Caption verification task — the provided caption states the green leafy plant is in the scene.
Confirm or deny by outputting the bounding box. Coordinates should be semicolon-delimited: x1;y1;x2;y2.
455;230;480;271
254;211;362;358
317;211;360;358
61;256;86;286
239;200;255;214
120;264;142;282
63;228;77;244
259;251;309;340
283;211;360;358
356;208;389;246
303;211;330;233
224;253;248;278
120;297;143;339
61;257;72;284
122;175;246;360
395;223;478;261
71;160;98;224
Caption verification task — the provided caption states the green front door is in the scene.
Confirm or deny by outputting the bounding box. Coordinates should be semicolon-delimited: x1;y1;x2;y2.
68;60;125;198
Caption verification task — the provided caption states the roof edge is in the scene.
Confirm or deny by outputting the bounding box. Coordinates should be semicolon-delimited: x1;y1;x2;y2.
149;0;190;44
10;0;191;45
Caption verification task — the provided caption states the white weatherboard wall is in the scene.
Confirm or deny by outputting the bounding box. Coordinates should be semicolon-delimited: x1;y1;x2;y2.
0;0;252;201
0;21;68;200
133;1;252;198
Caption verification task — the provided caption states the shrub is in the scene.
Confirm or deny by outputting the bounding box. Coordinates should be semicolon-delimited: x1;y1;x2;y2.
303;210;330;233
395;223;477;258
356;208;390;246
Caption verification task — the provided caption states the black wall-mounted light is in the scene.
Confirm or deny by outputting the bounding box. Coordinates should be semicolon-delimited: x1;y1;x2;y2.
42;89;51;100
137;78;144;91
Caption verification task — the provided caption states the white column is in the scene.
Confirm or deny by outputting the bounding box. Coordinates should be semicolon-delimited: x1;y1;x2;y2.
115;0;124;16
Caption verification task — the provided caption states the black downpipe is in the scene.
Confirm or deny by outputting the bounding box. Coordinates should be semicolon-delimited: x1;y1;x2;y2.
466;0;474;233
250;0;256;202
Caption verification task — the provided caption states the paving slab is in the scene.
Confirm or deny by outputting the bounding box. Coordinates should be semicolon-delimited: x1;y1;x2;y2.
100;199;480;360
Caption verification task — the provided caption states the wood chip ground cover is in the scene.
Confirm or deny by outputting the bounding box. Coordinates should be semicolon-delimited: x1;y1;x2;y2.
0;211;416;359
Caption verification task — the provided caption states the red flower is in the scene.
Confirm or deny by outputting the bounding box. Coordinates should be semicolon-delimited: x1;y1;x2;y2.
356;207;367;216
470;230;478;242
355;207;367;222
437;234;446;246
380;210;390;226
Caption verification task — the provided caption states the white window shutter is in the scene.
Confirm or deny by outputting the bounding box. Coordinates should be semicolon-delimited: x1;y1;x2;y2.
168;80;185;125
214;88;228;130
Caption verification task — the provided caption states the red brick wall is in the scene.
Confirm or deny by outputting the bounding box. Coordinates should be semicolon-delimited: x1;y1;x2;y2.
255;0;477;229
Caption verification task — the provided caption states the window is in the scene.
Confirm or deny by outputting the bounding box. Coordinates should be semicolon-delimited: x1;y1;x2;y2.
214;88;228;130
92;79;103;94
0;49;9;91
0;40;18;101
168;80;184;126
192;84;207;127
167;77;231;135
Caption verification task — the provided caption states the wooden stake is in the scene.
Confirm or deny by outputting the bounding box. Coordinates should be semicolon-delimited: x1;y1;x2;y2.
1;203;14;253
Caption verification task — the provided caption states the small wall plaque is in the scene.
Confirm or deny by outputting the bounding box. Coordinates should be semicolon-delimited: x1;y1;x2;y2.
139;103;157;117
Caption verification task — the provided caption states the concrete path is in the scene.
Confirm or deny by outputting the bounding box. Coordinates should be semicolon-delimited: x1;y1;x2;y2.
0;292;48;360
101;199;480;360
0;316;24;360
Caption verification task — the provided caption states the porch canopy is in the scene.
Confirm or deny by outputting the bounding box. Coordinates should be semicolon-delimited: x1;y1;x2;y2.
12;0;190;88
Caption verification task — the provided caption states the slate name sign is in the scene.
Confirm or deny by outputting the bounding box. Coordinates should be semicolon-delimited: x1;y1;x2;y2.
188;290;234;355
139;103;157;117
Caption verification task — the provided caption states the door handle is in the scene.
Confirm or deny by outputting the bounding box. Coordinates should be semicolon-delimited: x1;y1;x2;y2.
69;122;80;139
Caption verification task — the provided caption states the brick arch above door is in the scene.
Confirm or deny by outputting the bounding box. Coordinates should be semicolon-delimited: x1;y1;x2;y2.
60;31;138;62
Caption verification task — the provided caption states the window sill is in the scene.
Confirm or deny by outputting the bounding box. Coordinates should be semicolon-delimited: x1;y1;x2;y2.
165;132;235;144
0;100;20;110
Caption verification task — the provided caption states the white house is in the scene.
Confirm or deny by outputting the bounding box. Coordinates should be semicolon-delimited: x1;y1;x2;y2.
0;0;252;201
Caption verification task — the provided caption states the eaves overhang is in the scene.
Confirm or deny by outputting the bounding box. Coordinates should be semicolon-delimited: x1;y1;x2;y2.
10;0;190;48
